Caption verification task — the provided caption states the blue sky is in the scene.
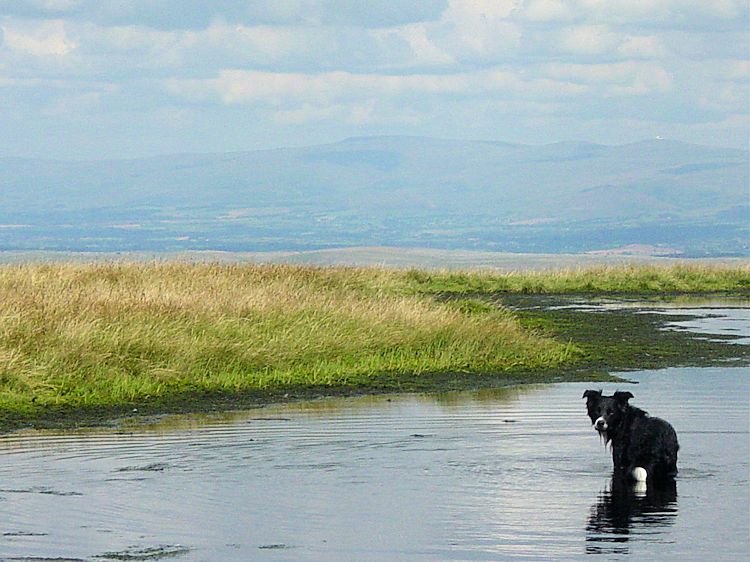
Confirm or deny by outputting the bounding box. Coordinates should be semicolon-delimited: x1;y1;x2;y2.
1;0;747;159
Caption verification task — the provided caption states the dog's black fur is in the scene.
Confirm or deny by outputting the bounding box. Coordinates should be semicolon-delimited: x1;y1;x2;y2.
583;390;679;482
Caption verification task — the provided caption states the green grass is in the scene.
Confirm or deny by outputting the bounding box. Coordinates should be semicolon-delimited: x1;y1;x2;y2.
0;261;747;429
397;263;750;294
0;263;569;418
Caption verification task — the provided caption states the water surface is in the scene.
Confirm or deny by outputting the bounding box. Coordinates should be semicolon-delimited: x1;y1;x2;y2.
0;308;747;560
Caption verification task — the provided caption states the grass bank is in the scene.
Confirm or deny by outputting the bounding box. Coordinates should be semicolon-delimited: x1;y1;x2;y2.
0;262;747;430
398;262;750;294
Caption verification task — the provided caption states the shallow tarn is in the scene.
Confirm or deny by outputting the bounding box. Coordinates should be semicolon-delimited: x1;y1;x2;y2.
0;310;748;560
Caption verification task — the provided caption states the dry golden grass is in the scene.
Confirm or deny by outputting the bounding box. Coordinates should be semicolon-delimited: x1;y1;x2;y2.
1;261;746;418
0;262;574;412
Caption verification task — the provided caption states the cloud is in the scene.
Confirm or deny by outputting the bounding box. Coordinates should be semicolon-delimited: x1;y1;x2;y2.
542;61;673;95
556;24;668;60
370;24;455;67
431;0;523;60
371;0;526;69
618;35;667;59
1;18;76;55
165;70;472;106
679;60;749;114
0;1;449;29
575;0;747;29
521;0;573;22
0;0;746;158
164;65;600;113
559;24;620;55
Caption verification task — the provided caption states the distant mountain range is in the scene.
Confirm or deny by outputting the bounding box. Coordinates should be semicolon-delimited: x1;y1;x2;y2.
1;136;747;257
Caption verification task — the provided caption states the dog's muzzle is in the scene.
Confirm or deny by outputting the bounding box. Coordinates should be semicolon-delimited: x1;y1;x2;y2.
594;417;608;432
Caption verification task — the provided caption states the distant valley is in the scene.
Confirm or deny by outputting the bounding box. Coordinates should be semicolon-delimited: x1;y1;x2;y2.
1;136;747;257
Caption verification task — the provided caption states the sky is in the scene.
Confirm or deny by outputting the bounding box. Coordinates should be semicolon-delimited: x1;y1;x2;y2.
0;0;747;160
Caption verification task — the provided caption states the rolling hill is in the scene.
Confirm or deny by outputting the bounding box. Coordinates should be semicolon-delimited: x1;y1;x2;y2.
1;136;747;256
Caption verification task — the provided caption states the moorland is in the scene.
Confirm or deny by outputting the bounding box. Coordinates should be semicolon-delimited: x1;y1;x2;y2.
0;261;747;432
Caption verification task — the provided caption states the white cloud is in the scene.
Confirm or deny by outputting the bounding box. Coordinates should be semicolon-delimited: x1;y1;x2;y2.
0;0;746;157
557;25;668;59
542;61;673;95
347;102;377;125
43;89;100;115
575;0;746;27
438;0;522;58
520;0;573;22
79;21;280;67
166;70;474;106
372;23;455;67
559;24;619;55
560;24;668;59
164;66;593;113
618;35;667;59
369;0;524;68
676;59;750;114
272;102;340;125
725;60;748;81
2;19;76;55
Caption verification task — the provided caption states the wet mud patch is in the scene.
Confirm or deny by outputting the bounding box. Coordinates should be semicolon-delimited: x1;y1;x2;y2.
494;293;750;374
93;544;192;560
115;462;171;473
258;543;297;551
0;487;82;497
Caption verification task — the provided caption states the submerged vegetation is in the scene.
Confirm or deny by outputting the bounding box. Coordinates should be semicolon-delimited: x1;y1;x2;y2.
0;261;747;430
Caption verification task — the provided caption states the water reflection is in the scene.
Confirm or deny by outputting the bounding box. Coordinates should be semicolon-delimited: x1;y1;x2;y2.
586;475;678;555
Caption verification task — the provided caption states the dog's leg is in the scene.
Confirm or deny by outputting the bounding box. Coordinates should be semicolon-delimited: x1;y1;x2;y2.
630;466;648;498
632;466;648;496
632;466;648;482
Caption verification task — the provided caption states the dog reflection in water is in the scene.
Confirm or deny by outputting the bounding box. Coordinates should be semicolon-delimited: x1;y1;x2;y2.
586;474;677;555
582;390;680;554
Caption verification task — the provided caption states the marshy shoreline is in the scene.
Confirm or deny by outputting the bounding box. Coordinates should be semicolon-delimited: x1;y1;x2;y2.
0;262;747;432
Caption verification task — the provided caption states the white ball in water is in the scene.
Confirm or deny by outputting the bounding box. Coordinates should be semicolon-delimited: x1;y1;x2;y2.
632;466;648;482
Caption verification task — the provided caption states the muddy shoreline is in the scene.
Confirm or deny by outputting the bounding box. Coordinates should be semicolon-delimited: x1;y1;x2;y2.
2;293;747;433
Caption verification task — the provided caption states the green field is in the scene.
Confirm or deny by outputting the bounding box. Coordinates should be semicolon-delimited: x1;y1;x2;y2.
0;262;747;430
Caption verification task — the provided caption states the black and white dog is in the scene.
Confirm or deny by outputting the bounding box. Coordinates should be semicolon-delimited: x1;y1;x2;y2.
583;390;679;486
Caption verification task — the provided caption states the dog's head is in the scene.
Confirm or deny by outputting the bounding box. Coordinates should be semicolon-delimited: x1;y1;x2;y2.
582;389;633;436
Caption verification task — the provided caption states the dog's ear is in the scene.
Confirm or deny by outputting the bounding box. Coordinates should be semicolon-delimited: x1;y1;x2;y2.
613;391;634;403
582;389;601;400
